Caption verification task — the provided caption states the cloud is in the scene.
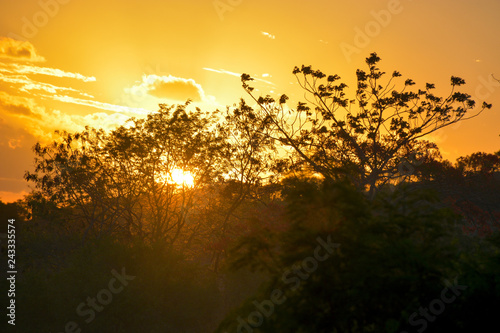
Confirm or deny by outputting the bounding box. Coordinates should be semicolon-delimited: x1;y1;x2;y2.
0;92;137;142
0;99;33;117
0;63;147;116
128;74;206;102
0;37;45;62
0;119;36;201
0;118;36;151
261;31;276;39
11;64;96;82
0;72;92;96
52;94;151;115
0;61;96;100
0;38;160;200
203;67;274;85
203;67;241;78
0;91;39;118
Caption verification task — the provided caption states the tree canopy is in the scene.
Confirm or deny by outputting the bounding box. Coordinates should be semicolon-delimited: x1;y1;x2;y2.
241;53;492;197
16;53;500;333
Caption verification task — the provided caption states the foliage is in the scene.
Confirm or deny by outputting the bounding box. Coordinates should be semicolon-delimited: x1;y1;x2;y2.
15;53;500;332
208;99;279;271
9;236;224;333
456;150;500;175
24;102;226;248
452;232;500;331
217;178;466;332
241;53;492;197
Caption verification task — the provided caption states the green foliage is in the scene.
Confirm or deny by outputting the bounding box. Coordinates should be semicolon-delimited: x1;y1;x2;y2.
217;178;467;332
12;236;223;333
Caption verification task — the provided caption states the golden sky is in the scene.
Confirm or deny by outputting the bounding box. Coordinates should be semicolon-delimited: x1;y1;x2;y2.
1;0;499;202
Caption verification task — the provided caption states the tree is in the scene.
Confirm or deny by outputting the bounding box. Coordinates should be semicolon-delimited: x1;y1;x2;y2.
119;102;226;249
241;53;492;198
208;99;279;271
216;178;464;332
456;151;500;175
25;102;227;248
25;127;122;241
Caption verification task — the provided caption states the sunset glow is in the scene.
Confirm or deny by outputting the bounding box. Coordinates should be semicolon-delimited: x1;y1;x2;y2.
2;2;500;331
169;169;195;188
1;0;500;202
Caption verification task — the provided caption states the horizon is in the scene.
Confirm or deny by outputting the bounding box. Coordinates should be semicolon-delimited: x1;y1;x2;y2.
1;0;500;202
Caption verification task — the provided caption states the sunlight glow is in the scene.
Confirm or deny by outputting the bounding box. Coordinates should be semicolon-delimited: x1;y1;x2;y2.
169;168;195;187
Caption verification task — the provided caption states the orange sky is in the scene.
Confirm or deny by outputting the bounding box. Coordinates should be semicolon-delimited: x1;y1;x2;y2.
1;0;499;202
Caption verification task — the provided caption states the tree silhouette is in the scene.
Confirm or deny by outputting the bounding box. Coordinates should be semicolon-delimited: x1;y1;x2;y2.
216;178;464;333
456;150;500;175
25;102;227;247
209;99;278;271
241;53;492;198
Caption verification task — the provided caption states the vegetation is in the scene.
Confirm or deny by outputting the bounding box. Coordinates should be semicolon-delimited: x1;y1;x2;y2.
241;53;492;197
0;53;499;332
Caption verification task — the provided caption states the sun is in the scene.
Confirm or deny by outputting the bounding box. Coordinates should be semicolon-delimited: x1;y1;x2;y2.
169;168;195;187
154;168;195;187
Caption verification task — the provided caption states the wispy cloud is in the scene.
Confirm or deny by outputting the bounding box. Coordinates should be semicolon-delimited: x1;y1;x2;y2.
11;64;96;82
51;95;151;115
0;72;93;96
261;31;276;40
0;92;140;140
0;37;162;201
203;67;274;85
203;67;240;78
0;43;147;117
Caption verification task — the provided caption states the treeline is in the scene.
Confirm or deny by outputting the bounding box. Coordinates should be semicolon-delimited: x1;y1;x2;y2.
1;53;499;332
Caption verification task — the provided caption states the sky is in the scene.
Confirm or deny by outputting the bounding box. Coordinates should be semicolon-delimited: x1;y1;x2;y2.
0;0;499;202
